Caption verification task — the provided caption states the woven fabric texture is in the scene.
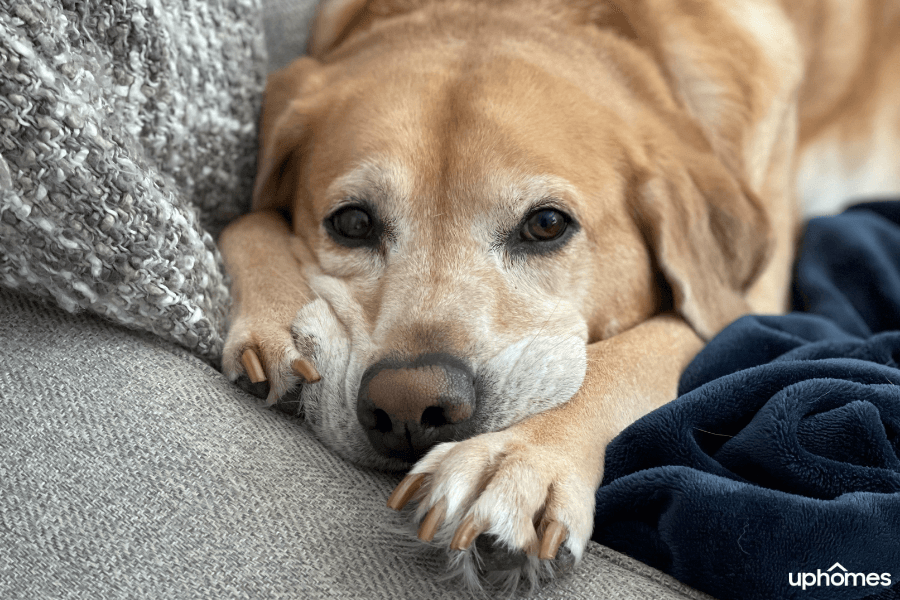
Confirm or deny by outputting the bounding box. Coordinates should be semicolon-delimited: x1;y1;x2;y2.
0;287;711;600
0;0;267;359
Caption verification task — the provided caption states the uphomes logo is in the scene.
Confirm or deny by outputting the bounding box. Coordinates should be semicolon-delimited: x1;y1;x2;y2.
789;563;892;591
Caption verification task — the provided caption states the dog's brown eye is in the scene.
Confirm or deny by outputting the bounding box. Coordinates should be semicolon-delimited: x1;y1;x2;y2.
522;209;567;241
330;207;373;240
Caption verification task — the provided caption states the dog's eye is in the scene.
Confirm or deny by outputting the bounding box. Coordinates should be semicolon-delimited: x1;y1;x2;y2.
329;206;374;240
522;209;568;242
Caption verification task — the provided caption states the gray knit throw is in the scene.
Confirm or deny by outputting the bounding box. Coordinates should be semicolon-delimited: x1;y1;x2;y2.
0;0;267;359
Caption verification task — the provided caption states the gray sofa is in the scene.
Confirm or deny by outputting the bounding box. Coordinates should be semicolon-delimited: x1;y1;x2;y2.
0;1;715;598
0;286;715;598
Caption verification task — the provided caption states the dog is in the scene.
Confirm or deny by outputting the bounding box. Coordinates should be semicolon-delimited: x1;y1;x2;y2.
219;0;900;588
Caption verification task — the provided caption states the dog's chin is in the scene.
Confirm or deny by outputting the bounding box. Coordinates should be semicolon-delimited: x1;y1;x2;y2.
347;446;414;471
307;419;415;471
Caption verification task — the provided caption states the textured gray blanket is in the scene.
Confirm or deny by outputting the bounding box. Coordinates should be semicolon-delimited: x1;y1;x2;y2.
0;0;266;359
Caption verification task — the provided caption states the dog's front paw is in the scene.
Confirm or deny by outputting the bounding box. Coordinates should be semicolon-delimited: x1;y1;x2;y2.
387;427;599;588
222;298;341;404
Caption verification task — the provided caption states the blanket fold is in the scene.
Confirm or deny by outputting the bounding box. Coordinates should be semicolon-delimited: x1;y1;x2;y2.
593;202;900;600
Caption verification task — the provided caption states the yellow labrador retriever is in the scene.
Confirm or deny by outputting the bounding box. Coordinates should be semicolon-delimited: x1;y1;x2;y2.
219;0;900;586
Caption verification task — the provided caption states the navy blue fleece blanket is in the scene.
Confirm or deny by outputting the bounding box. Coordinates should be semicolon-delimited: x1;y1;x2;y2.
592;202;900;600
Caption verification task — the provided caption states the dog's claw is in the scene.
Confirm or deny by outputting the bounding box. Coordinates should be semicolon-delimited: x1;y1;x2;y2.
291;357;321;383
387;473;426;511
538;521;568;560
417;499;446;542
241;348;267;383
450;514;485;551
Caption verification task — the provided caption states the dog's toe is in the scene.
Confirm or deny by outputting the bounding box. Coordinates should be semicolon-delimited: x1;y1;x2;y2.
389;428;598;589
222;315;321;404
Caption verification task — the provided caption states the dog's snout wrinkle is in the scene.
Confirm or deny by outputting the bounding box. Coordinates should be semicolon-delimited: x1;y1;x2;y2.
356;354;476;462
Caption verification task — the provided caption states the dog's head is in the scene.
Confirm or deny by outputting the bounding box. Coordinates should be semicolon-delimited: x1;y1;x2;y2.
254;0;773;468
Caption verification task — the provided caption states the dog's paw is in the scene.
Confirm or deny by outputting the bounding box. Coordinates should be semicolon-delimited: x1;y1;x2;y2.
222;298;338;404
387;427;599;589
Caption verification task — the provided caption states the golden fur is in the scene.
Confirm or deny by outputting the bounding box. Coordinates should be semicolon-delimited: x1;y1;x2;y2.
219;0;900;587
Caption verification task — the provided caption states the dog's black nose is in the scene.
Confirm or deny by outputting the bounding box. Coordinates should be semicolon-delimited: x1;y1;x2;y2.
356;354;476;462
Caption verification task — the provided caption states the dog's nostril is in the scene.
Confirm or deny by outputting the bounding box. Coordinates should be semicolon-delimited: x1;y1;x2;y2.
357;353;477;460
373;408;393;434
420;405;449;429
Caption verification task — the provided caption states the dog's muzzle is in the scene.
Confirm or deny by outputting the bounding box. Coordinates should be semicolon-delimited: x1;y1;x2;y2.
356;353;476;462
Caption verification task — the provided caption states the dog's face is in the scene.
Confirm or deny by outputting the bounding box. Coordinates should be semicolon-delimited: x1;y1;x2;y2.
254;8;770;468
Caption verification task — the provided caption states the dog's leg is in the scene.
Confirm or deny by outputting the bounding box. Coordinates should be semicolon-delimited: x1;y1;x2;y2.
389;314;704;567
219;210;323;402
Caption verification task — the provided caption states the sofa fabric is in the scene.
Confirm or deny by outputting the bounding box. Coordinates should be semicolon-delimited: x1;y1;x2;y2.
262;0;319;72
0;287;712;599
0;0;267;359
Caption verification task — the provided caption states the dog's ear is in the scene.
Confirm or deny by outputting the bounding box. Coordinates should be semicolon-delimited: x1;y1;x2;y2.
600;0;796;339
307;0;372;58
635;152;772;340
604;0;802;185
252;57;323;212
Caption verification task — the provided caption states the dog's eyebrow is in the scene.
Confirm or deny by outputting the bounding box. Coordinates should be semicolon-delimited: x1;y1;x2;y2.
325;158;413;208
491;173;583;221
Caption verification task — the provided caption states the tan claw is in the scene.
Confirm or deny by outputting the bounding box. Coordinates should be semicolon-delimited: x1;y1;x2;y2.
450;514;486;551
291;357;321;383
241;348;267;383
387;473;426;511
538;521;568;560
417;499;447;542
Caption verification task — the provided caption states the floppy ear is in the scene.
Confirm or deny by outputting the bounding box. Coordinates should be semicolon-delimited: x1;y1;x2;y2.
635;152;772;340
599;0;795;339
252;57;322;212
604;0;802;187
307;0;372;58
